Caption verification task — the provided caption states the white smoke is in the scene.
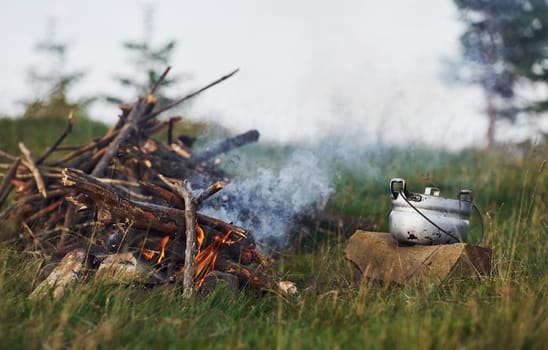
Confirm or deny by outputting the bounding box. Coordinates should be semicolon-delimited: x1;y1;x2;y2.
200;148;334;245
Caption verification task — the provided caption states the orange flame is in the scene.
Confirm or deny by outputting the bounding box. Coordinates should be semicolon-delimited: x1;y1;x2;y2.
141;248;156;260
139;235;170;263
157;235;170;263
138;227;247;289
196;224;205;249
193;230;244;288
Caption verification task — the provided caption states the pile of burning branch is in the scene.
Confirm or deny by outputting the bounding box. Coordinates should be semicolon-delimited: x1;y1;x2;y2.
0;68;292;298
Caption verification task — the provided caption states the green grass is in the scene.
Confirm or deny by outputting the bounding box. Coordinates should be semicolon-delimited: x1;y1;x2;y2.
0;116;109;156
0;124;546;349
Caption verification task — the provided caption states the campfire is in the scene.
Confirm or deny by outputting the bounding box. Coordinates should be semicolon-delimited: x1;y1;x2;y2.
0;66;379;299
0;68;287;298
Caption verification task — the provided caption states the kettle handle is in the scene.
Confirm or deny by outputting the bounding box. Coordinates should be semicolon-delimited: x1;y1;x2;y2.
390;178;406;199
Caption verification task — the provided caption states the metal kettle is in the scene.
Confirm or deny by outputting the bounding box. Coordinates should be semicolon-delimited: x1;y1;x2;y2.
388;178;479;245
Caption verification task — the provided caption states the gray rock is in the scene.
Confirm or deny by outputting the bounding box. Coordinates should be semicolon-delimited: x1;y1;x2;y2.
198;271;239;296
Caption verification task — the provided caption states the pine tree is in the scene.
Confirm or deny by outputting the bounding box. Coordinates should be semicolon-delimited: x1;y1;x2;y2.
23;18;93;120
453;0;548;147
108;5;188;106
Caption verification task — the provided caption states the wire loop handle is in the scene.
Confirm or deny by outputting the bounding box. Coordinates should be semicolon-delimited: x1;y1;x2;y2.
397;189;485;245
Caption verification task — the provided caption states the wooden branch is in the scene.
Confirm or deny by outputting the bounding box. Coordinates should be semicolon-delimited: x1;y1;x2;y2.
0;189;67;223
62;169;239;235
21;220;47;254
27;200;62;223
149;66;171;95
143;116;181;136
170;143;192;159
0;150;19;162
53;132;117;165
143;94;157;115
62;168;184;233
143;69;239;122
18;143;47;198
91;98;147;177
181;181;197;299
0;157;20;207
191;130;260;165
167;117;175;145
197;214;248;239
36;111;74;165
140;181;185;209
157;175;198;298
195;181;223;206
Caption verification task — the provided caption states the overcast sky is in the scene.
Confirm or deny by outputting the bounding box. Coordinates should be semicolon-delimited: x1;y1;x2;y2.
1;0;546;149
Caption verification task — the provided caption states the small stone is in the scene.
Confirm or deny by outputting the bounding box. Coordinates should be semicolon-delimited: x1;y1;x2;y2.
198;271;239;296
278;280;298;295
95;252;147;283
29;249;86;300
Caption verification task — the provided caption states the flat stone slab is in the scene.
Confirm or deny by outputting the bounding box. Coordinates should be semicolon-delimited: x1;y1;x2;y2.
345;231;492;286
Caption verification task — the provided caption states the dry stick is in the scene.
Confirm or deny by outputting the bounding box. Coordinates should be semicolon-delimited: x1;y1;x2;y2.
0;150;19;162
21;221;47;253
36;111;74;165
149;66;172;95
0;189;67;222
53;131;117;165
56;118;119;248
104;65;167;137
181;181;197;299
18;143;47;198
106;101;136;137
158;175;197;298
27;200;62;222
101;67;166;137
0;158;21;206
167;117;175;145
195;181;223;207
144;116;181;136
143;69;239;123
140;181;185;209
91;98;147;177
52;145;81;151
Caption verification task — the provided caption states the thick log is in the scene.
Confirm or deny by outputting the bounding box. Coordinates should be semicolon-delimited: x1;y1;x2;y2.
61;168;249;239
62;168;183;233
191;130;260;165
345;231;492;286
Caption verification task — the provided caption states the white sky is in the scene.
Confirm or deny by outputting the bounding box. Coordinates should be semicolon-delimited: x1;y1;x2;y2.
1;0;546;149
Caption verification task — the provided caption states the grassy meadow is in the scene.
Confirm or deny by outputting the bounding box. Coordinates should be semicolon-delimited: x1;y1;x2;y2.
0;118;546;349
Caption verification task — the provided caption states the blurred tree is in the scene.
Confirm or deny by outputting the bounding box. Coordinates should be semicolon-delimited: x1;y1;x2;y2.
107;4;189;106
453;0;548;147
22;18;94;120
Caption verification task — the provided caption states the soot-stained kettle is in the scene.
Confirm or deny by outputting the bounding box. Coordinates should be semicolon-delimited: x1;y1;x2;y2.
388;178;483;245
